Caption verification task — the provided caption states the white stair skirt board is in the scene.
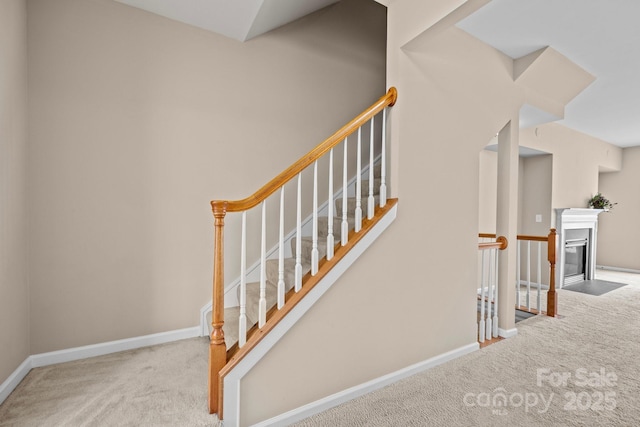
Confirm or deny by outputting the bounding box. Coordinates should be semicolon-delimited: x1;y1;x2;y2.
223;204;398;426
0;326;200;406
199;157;383;337
252;341;479;427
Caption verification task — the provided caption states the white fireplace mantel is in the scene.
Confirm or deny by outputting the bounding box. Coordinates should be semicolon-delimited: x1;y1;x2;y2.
555;208;604;288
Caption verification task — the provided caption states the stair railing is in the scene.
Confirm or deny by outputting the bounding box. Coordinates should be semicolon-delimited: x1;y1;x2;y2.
477;236;508;343
479;229;557;318
208;87;397;417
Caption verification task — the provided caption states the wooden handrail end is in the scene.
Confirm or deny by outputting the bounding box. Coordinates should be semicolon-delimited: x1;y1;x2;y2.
496;235;508;250
388;87;398;106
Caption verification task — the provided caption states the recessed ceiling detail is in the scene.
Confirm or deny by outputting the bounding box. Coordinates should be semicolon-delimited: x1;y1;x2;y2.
113;0;339;42
457;0;640;147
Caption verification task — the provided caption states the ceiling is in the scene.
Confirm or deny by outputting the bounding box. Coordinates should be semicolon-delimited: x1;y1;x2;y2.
114;0;339;42
113;0;640;148
457;0;640;148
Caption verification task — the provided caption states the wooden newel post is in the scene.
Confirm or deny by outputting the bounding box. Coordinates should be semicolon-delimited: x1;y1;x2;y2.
546;228;557;317
209;201;227;415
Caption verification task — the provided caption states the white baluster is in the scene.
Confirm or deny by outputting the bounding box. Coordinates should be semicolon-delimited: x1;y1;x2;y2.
537;241;542;312
327;149;335;260
355;128;362;232
527;241;531;310
259;201;267;327
486;249;494;340
380;108;387;207
277;187;285;309
238;211;247;347
295;173;302;292
368;116;375;220
516;241;521;307
311;161;319;275
492;251;499;338
341;137;349;246
479;251;486;343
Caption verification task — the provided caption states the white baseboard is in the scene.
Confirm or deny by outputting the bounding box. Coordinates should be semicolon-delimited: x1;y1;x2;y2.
0;326;200;406
0;358;32;405
597;265;640;274
250;341;479;427
498;327;518;338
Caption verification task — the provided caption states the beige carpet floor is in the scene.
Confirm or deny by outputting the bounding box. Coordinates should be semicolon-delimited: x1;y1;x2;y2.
0;337;218;426
294;271;640;426
0;270;638;426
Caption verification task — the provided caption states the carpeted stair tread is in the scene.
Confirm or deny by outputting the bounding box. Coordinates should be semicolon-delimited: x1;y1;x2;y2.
266;257;312;293
291;236;329;265
335;195;381;217
244;281;278;326
361;177;383;194
317;215;355;239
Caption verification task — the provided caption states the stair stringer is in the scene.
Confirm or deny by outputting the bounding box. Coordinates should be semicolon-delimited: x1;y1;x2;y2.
221;202;397;426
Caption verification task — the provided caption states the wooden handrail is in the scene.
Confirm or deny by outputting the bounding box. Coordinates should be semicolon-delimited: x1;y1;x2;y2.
210;87;397;214
479;230;558;317
478;235;508;251
516;234;549;242
478;233;497;239
478;233;547;242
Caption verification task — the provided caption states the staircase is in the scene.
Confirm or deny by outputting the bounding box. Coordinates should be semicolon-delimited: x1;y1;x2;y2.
207;87;397;419
218;170;382;350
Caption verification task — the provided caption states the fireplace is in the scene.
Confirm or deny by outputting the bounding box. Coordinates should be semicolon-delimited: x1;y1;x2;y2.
563;228;589;285
555;208;604;288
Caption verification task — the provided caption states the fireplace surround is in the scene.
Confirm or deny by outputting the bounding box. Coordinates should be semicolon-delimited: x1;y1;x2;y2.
555;208;604;288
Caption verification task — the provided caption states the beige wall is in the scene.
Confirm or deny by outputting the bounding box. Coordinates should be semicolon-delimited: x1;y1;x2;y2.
479;151;553;236
597;146;640;270
240;3;526;422
518;154;553;286
26;0;386;354
0;0;30;383
520;123;622;224
519;155;553;235
478;149;498;233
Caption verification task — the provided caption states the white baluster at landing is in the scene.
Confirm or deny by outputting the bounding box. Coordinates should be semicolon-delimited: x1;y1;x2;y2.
341;137;349;246
277;187;285;309
238;211;247;347
259;201;267;327
327;149;335;260
311;161;319;275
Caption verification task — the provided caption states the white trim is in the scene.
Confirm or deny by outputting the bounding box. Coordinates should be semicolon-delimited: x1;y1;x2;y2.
0;358;32;405
0;326;200;406
250;341;479;427
30;326;200;368
498;327;518;338
597;265;640;274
